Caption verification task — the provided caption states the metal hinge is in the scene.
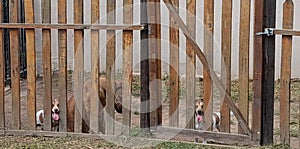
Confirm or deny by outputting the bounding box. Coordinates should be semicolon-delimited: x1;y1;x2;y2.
256;28;274;36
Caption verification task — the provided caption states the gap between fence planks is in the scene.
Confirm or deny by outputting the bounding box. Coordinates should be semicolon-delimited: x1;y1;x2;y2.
163;0;252;136
0;0;4;129
185;0;196;129
106;0;116;135
156;0;162;126
169;0;179;128
73;0;84;133
203;0;214;131
220;0;232;133
0;23;145;30
90;0;101;134
280;0;294;145
24;0;36;130
42;0;52;131
238;0;250;135
58;0;67;132
122;0;133;135
9;0;21;130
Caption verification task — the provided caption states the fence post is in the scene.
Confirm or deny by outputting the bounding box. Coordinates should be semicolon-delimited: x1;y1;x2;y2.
122;0;133;135
58;0;67;132
106;0;116;135
238;0;251;135
24;0;36;130
90;0;100;134
140;0;150;132
9;0;21;130
261;0;276;145
280;0;294;145
41;0;52;131
73;0;84;133
203;0;214;131
186;0;196;129
169;0;179;128
221;0;232;133
0;0;5;129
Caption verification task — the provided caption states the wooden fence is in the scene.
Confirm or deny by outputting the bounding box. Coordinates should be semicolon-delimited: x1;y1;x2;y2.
0;0;298;146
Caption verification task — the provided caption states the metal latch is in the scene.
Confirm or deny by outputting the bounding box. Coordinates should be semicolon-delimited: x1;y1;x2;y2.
256;28;274;36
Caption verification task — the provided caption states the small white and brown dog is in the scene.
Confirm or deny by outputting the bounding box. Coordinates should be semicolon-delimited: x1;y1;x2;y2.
195;98;221;131
36;99;60;131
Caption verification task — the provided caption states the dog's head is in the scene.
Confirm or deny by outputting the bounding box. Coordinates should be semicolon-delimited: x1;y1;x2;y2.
114;83;122;114
51;99;60;122
195;98;204;128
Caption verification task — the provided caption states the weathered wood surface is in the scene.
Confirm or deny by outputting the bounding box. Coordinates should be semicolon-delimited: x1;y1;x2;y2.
238;0;251;134
169;0;179;128
24;0;36;130
185;0;196;129
252;0;264;141
90;0;101;134
42;0;52;131
58;0;67;132
10;0;21;130
122;0;133;135
0;23;145;30
203;0;214;131
106;0;116;135
272;29;300;36
260;0;276;145
280;0;294;145
73;0;84;133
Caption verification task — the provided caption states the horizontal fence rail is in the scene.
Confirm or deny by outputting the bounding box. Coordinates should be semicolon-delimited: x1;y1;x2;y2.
0;23;146;30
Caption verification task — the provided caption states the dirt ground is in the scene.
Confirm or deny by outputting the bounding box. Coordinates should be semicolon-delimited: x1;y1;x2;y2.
2;74;300;148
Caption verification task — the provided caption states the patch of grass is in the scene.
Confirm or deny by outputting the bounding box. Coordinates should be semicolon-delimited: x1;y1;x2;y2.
129;127;153;138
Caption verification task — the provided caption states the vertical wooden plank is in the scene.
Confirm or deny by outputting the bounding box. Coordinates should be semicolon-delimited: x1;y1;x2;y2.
58;0;67;132
90;0;100;134
186;0;196;129
261;0;276;145
169;0;179;127
140;0;150;132
252;0;264;141
42;0;52;131
25;0;36;130
149;0;159;129
156;0;162;126
122;0;133;135
280;0;293;145
0;0;5;128
221;0;232;133
106;0;116;135
203;0;214;131
238;0;250;134
74;0;84;133
9;0;21;130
